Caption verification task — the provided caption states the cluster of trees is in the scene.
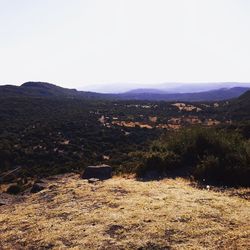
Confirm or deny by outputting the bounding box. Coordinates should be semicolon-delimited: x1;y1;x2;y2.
0;97;160;179
132;127;250;186
1;92;250;187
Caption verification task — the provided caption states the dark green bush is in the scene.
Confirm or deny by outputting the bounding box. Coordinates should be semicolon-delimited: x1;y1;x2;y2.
135;127;250;186
136;151;181;177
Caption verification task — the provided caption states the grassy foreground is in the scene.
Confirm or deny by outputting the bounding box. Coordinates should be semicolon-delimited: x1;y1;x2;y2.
0;174;249;249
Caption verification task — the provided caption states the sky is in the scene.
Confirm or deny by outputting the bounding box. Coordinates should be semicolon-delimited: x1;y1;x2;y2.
0;0;250;92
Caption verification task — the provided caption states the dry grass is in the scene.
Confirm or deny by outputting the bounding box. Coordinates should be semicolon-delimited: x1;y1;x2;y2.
0;174;249;249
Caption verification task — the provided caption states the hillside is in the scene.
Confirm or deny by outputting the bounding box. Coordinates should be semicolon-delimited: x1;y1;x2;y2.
0;82;108;99
220;90;250;120
0;174;249;249
0;82;249;101
0;91;250;185
239;89;250;100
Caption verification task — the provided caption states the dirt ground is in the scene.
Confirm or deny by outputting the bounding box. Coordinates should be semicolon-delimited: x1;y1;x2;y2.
0;174;249;249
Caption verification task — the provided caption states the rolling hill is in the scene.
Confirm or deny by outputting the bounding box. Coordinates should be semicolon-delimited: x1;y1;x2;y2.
223;90;250;120
0;82;249;101
0;82;108;99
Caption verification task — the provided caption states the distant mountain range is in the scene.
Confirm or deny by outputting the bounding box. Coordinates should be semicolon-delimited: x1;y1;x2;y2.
83;82;250;93
0;81;249;102
120;87;250;101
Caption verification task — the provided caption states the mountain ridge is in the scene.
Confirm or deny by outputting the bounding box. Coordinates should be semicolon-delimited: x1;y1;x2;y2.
0;81;249;101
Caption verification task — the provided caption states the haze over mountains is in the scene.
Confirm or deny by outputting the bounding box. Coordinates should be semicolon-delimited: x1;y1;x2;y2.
0;82;250;102
83;82;250;94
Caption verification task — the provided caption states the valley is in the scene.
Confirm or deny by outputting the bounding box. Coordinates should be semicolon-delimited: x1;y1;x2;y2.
2;1;250;248
0;83;250;249
0;91;240;183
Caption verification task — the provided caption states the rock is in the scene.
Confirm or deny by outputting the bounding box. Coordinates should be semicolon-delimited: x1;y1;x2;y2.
0;201;6;206
6;184;22;195
81;165;112;180
30;183;45;193
88;178;100;183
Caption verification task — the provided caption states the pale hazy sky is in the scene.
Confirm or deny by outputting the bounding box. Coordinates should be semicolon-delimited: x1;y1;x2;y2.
0;0;250;91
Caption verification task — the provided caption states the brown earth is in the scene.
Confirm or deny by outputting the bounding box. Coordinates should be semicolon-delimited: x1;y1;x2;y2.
0;174;249;249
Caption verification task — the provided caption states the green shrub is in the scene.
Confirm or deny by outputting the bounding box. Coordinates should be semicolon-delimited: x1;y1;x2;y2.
135;151;181;178
195;152;250;186
135;127;250;186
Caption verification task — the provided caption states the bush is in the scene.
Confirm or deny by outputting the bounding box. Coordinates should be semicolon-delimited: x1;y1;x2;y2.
195;153;250;186
135;127;250;186
136;151;181;178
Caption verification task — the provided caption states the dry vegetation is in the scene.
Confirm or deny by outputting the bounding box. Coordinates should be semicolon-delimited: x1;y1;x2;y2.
0;174;250;250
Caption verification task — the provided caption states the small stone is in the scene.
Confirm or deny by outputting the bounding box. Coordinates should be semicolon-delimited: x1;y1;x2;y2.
88;178;100;183
0;201;6;206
